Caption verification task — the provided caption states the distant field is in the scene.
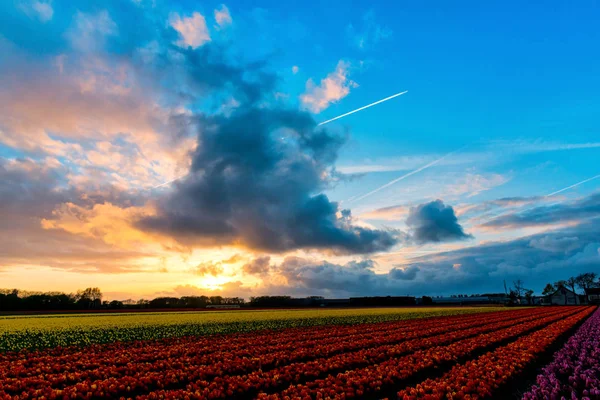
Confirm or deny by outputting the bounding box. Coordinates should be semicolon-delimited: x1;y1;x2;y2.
0;306;504;352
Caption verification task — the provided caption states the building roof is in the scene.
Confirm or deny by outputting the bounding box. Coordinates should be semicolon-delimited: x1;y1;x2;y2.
585;288;600;295
549;286;577;296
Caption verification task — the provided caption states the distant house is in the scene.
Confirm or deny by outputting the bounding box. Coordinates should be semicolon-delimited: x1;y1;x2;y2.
585;288;600;304
547;286;579;305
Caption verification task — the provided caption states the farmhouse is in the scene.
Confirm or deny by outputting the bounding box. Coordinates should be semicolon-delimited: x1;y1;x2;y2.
547;286;579;305
585;288;600;304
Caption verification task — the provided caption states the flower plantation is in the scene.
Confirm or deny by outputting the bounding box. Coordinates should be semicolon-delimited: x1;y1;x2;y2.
0;306;598;399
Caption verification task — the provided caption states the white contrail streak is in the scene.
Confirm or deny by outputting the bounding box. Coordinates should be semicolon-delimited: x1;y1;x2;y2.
317;90;408;126
545;173;600;197
479;172;600;226
152;174;187;189
348;146;467;204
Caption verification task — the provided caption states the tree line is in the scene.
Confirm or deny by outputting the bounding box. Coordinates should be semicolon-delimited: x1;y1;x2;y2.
2;272;598;312
541;272;599;296
506;272;599;305
0;288;246;312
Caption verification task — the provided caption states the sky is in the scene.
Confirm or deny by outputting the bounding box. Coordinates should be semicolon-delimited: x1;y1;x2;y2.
1;0;599;300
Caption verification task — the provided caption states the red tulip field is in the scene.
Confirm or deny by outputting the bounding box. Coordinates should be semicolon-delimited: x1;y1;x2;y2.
0;306;597;399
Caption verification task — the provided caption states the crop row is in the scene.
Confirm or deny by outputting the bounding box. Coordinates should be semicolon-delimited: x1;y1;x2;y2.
522;307;600;400
396;306;596;399
0;309;546;398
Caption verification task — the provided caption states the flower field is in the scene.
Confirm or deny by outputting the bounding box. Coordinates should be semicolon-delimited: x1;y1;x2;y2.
0;306;597;399
0;307;499;353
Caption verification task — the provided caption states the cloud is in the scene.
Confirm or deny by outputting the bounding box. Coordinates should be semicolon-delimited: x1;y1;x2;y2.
400;220;600;294
19;0;53;22
491;139;600;153
406;200;473;244
346;10;391;50
276;257;384;296
214;5;232;28
222;254;245;264
361;204;409;221
262;257;425;297
242;256;272;276
138;107;398;254
41;202;155;248
300;61;358;113
444;173;510;198
0;157;150;273
67;10;118;51
456;196;548;218
481;192;600;229
389;266;419;280
529;236;581;253
170;12;211;49
192;261;224;277
292;65;299;74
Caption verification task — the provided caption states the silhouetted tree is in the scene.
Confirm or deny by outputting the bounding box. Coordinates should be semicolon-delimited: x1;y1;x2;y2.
566;277;577;294
513;280;525;301
554;280;567;290
542;283;555;296
576;273;598;292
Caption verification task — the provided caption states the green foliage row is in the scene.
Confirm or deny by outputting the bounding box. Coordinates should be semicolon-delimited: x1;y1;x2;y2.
0;307;504;352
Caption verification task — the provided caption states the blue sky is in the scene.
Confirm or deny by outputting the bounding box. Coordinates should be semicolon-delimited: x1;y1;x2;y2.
0;0;599;299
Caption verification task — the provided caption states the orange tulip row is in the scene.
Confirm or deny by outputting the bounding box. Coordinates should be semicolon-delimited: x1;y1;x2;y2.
396;306;596;400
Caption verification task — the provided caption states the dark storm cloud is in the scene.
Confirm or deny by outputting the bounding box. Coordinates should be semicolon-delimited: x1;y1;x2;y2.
277;257;385;294
249;217;599;297
389;266;419;280
406;200;472;244
401;219;600;294
262;257;423;297
138;82;398;254
482;192;600;228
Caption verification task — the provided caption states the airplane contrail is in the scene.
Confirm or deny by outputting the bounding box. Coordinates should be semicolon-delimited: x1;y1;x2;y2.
348;146;467;204
545;173;600;197
317;90;408;126
152;174;187;189
479;172;600;226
